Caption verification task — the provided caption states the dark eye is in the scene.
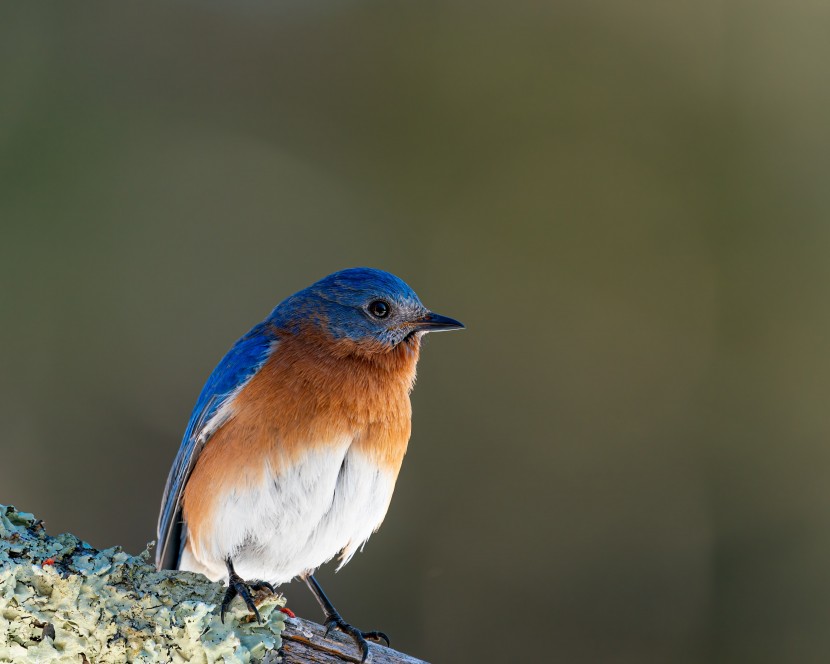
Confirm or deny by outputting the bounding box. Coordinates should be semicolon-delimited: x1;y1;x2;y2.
368;300;390;319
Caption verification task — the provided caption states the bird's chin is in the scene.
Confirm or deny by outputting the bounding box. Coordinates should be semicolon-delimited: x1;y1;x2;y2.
400;329;424;348
337;331;421;358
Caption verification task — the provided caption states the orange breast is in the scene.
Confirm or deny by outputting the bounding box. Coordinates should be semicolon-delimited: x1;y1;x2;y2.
182;327;420;550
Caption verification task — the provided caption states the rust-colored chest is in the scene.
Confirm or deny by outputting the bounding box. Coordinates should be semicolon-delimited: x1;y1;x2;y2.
183;331;420;532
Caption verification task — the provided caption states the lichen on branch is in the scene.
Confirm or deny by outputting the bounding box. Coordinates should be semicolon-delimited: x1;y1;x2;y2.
0;505;286;663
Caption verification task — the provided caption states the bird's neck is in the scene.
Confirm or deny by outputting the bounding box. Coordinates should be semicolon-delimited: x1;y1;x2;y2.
276;334;420;424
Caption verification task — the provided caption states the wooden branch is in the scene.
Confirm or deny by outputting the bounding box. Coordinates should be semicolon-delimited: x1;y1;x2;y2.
0;504;427;664
281;617;427;664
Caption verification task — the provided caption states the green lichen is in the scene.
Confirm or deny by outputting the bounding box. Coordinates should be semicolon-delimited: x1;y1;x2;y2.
0;505;285;663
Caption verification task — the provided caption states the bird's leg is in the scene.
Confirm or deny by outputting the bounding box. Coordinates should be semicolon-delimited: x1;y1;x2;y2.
220;558;276;624
304;574;390;663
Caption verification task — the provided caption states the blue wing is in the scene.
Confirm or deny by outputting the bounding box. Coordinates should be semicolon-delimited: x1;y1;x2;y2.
155;321;278;570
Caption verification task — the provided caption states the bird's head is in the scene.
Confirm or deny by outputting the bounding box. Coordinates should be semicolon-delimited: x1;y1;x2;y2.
271;267;464;353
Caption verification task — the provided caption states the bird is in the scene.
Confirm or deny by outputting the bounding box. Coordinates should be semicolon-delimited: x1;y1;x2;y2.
155;267;463;661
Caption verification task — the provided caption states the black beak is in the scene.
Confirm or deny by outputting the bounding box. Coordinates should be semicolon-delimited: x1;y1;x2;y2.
413;311;465;332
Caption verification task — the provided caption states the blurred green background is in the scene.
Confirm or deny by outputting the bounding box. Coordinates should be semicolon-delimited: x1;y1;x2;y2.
2;1;830;662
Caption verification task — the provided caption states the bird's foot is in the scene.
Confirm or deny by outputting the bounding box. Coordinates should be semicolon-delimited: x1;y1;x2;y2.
324;610;390;663
220;572;276;624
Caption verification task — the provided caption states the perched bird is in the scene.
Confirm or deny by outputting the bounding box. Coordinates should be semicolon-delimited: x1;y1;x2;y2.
156;267;463;660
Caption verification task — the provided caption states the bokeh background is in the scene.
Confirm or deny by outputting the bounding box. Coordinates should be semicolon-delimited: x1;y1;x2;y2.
2;2;830;662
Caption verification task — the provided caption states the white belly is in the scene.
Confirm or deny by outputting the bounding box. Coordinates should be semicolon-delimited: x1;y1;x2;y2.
180;441;397;585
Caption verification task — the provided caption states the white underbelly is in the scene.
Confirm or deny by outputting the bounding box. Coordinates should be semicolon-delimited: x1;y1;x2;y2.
181;441;397;585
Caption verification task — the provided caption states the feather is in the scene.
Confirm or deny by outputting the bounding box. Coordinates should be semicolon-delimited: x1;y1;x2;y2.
155;322;278;570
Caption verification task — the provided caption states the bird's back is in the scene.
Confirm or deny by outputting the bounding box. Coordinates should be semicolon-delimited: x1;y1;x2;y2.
156;321;278;571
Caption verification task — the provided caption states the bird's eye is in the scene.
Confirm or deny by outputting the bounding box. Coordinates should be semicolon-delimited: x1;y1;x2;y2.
368;300;391;319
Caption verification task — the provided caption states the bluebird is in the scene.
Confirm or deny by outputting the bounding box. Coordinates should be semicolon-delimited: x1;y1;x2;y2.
156;267;463;660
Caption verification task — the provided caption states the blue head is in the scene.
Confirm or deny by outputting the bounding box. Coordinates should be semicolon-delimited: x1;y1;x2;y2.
270;267;463;350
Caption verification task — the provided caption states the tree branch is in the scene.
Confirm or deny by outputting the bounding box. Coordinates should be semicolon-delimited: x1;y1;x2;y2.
0;504;427;664
281;617;426;664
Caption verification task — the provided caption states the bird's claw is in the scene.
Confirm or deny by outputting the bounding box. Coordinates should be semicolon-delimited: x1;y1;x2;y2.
324;613;390;662
220;572;276;624
362;630;391;647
